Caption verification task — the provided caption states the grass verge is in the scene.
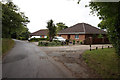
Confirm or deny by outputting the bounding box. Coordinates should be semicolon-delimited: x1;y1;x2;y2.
82;48;120;78
2;38;15;55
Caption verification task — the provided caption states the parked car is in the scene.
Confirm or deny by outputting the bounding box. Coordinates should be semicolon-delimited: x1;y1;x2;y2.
28;36;41;41
53;36;66;42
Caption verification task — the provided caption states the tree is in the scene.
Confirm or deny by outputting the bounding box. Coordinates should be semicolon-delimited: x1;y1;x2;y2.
18;27;30;40
2;1;30;39
87;2;120;56
46;19;56;41
56;22;68;32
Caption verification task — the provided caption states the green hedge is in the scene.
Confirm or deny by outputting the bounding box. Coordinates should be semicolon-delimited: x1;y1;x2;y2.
38;41;65;46
29;38;47;42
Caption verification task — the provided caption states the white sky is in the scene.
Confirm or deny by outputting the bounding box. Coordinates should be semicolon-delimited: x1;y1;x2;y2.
12;0;101;33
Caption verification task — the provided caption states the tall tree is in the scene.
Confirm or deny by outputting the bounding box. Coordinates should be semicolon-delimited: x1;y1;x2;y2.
46;19;56;41
56;22;68;32
2;1;30;39
87;2;120;56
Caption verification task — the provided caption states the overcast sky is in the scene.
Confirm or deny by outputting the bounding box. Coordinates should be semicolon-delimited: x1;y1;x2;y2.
12;0;101;33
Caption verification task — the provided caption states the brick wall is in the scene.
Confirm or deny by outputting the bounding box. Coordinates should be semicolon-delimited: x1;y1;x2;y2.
70;34;85;41
79;35;85;41
61;34;85;42
61;35;68;39
60;34;109;44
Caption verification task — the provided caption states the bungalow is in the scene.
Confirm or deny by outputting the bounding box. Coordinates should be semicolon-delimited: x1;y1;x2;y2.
57;23;107;44
30;29;48;38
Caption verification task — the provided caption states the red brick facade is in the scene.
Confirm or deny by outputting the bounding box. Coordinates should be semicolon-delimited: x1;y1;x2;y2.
61;35;68;39
70;34;85;41
60;34;108;44
60;34;85;41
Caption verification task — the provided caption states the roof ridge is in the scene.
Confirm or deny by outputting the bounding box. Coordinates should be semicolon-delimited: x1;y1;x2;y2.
82;23;86;33
31;29;47;34
32;29;41;34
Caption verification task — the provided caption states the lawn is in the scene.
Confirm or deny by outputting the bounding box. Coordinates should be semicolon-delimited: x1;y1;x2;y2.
82;48;120;78
2;38;15;55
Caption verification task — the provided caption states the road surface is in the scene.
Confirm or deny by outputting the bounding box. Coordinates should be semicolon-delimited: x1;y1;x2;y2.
2;40;73;78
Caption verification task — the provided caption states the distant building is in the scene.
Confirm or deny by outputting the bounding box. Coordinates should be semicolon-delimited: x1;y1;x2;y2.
30;29;48;38
57;23;108;44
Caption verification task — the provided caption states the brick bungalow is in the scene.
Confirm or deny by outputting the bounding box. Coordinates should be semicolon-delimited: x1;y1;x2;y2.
30;29;48;38
57;23;108;44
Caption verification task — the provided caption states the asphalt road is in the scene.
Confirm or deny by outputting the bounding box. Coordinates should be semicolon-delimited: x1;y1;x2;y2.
2;40;73;78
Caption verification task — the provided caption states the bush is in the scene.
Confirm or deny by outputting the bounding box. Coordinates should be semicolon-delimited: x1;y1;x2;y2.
80;40;83;44
73;40;75;45
65;39;69;45
77;41;79;44
29;38;47;42
18;37;26;40
53;40;60;43
39;38;47;40
38;41;63;46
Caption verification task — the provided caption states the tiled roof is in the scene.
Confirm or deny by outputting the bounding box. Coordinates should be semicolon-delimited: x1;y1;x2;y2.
30;29;48;36
58;23;106;34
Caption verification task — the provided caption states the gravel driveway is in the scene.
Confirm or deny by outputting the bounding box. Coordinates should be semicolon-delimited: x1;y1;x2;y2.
38;44;112;78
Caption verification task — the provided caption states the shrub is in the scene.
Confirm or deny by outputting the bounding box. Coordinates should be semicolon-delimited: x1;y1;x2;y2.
38;41;63;46
65;39;69;45
39;38;47;40
29;38;47;42
73;40;75;45
29;38;39;42
53;40;60;43
80;40;83;44
18;37;26;40
77;41;79;44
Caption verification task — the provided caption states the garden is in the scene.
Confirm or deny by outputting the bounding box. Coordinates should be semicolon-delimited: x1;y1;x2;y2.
29;38;84;46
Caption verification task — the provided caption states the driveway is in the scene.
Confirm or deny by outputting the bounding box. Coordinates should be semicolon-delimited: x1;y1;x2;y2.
2;40;73;78
39;44;112;78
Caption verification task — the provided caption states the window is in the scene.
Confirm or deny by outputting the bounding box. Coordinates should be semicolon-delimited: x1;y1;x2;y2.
75;35;79;39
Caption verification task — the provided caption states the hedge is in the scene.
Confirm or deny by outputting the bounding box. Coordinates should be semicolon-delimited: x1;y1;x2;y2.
29;38;47;42
38;41;66;46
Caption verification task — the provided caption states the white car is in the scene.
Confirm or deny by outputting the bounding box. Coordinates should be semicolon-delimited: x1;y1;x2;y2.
28;36;40;40
53;36;66;42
